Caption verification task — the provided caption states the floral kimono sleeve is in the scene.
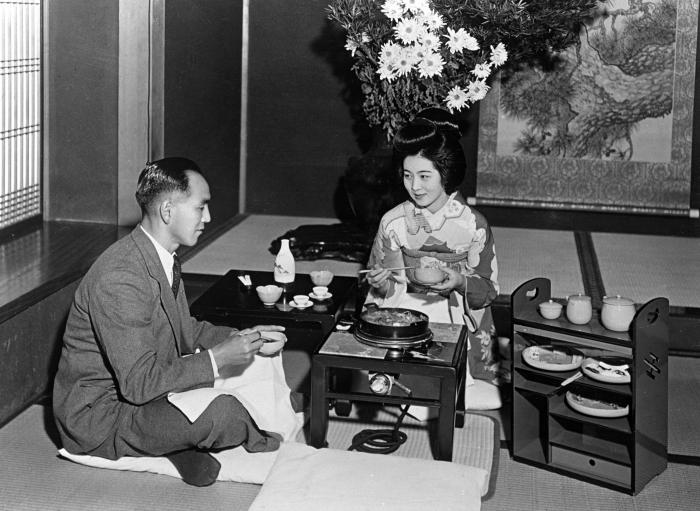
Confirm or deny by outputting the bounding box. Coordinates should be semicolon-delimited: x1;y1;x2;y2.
462;220;499;311
365;211;408;307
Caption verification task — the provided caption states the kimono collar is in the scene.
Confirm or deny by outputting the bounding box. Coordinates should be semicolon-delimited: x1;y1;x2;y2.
404;192;465;234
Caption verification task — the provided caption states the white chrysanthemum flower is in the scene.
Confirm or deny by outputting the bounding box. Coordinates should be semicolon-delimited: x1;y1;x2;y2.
490;42;508;66
413;45;426;62
418;31;441;53
381;0;405;21
377;61;398;82
445;27;478;54
463;33;480;51
404;0;430;15
417;51;444;78
422;11;445;32
361;32;371;44
395;46;416;76
466;79;490;102
344;37;359;57
395;17;422;44
413;24;431;44
471;63;491;79
379;41;402;65
445;85;469;112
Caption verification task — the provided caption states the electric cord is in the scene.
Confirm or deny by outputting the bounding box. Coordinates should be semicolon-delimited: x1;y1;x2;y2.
347;403;411;455
347;375;415;454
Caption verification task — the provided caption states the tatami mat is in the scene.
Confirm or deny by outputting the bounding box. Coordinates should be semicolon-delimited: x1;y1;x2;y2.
482;449;700;511
183;215;362;277
3;403;698;511
492;227;584;298
0;405;261;511
592;232;700;307
668;356;700;456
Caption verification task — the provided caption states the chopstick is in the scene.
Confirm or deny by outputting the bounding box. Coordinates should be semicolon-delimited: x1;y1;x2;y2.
547;371;583;397
358;266;415;274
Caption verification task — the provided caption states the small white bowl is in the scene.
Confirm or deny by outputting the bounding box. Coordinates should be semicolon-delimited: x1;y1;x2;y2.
258;331;286;356
412;267;445;285
310;270;334;286
539;300;563;320
256;285;283;305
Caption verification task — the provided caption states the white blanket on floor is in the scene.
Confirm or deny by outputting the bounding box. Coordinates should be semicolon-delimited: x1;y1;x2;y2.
58;353;303;484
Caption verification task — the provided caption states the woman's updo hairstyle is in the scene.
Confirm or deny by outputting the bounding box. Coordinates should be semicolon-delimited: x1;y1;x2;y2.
393;107;466;194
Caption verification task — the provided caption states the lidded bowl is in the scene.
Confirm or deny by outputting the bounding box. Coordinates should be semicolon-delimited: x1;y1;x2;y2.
601;295;636;332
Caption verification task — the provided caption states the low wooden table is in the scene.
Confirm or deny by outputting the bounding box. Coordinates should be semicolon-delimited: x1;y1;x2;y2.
189;269;357;339
309;322;469;461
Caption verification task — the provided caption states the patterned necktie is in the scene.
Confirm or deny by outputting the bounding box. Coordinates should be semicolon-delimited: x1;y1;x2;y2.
172;253;181;298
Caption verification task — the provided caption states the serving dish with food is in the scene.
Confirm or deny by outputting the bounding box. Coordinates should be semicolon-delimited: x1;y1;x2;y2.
565;391;629;418
354;306;433;357
521;345;584;372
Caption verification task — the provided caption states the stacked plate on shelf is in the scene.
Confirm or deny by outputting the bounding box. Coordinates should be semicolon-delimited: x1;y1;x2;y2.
521;346;630;418
521;345;584;372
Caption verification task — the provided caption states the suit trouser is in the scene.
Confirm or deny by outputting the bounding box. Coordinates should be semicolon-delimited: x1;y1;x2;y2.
90;394;280;459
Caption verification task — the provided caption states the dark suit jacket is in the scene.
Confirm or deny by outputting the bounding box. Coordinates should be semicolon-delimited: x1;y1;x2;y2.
53;226;232;455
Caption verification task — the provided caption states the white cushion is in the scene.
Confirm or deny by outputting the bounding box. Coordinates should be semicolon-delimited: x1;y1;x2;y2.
248;442;487;511
58;444;280;484
465;379;502;411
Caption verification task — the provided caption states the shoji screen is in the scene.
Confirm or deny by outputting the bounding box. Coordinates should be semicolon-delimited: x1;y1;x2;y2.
0;0;41;229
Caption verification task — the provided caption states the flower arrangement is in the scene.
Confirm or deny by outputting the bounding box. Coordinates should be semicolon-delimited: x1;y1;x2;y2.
328;0;601;140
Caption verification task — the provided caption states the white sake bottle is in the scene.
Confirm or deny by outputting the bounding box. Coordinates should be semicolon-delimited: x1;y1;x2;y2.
273;238;295;284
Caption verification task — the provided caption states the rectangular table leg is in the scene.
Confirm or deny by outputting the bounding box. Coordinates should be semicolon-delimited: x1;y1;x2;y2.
309;361;329;448
436;375;457;461
455;367;466;429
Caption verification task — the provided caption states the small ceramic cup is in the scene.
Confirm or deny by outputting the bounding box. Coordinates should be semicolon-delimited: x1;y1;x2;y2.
293;294;310;306
312;286;329;297
566;294;592;324
538;299;563;320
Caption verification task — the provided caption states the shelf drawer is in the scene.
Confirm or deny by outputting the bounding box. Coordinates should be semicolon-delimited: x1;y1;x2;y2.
550;446;630;487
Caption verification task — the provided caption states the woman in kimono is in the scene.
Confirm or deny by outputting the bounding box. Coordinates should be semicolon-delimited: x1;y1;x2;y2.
364;108;504;406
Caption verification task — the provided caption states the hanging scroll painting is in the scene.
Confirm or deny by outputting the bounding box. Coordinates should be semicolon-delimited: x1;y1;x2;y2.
475;0;699;215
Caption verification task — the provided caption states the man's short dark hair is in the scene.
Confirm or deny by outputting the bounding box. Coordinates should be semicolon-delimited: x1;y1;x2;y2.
135;157;201;213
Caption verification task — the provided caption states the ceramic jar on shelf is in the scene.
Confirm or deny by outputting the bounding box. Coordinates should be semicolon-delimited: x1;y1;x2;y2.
566;294;592;324
601;295;636;332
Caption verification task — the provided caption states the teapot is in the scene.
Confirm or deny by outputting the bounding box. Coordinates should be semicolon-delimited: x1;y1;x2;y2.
601;295;636;332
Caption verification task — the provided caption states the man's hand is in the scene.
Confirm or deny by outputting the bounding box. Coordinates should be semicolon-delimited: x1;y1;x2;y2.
210;325;285;369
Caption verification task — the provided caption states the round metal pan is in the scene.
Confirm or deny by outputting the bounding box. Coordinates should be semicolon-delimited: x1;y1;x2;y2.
356;306;429;339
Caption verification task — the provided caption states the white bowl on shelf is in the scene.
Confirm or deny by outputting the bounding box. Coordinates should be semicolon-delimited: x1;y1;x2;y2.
538;300;563;319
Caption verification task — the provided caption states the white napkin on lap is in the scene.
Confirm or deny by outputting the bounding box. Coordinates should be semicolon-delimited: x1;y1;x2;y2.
167;354;302;440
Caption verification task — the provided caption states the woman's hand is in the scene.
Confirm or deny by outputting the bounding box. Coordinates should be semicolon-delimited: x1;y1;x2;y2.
365;264;391;295
429;267;466;294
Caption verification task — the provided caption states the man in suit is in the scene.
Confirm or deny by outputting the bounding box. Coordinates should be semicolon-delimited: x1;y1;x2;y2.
53;157;284;486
